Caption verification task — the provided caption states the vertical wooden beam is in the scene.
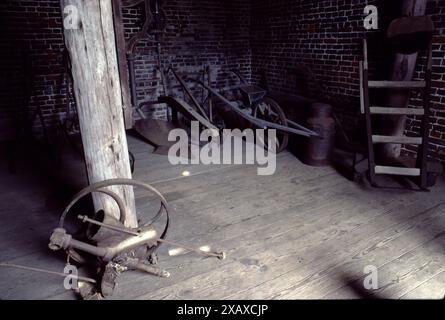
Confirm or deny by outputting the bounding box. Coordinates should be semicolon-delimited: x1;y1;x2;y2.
379;0;428;159
60;0;137;227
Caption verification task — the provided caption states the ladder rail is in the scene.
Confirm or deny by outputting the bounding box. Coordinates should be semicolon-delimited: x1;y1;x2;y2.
362;38;377;185
360;38;433;189
417;40;433;189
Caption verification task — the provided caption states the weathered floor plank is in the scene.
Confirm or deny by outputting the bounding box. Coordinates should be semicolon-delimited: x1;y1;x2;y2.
325;233;445;299
132;195;444;300
400;269;445;299
0;136;444;300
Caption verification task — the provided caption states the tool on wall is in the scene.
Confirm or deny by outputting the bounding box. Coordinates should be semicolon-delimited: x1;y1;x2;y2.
123;0;167;118
114;0;178;152
360;16;441;189
48;178;225;299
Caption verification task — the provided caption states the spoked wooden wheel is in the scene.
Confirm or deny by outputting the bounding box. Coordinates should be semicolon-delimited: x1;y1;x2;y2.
252;97;289;153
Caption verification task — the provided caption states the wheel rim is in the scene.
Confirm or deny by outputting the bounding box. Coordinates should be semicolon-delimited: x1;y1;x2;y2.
252;98;289;153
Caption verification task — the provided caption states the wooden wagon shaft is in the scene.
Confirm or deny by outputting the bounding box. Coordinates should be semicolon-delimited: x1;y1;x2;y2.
192;80;318;137
254;102;319;136
168;68;211;122
157;96;217;130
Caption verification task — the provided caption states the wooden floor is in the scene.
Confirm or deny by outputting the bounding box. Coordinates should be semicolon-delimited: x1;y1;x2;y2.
0;134;444;300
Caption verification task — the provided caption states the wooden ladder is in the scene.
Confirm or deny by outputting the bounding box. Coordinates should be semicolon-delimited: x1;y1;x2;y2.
360;38;433;189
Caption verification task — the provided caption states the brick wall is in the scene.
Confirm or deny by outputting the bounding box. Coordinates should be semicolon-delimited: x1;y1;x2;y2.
251;0;389;129
0;0;251;138
1;0;443;163
250;0;445;163
0;0;66;140
123;0;251;120
404;0;445;162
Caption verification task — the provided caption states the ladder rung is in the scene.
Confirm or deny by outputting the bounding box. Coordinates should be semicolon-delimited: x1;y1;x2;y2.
370;107;424;116
374;165;420;176
368;81;426;89
372;135;423;145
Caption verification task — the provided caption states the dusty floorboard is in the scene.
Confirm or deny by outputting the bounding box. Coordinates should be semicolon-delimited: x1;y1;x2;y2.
0;135;444;300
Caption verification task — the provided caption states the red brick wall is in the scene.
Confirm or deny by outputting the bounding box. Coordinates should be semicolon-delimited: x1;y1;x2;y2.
0;0;251;137
122;0;251;120
1;0;444;163
250;0;445;163
0;0;66;140
250;0;389;128
405;0;445;162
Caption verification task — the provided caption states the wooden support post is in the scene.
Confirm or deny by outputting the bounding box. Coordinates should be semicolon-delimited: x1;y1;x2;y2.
378;0;427;159
60;0;137;228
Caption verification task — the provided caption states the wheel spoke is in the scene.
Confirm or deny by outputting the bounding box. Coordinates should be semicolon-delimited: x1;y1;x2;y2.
253;97;289;153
